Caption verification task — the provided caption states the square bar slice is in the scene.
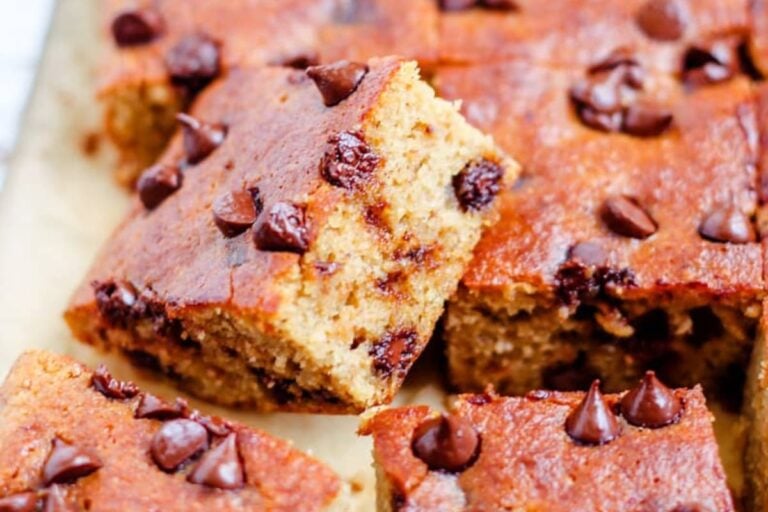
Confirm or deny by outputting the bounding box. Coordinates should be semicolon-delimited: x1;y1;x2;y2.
0;350;341;511
67;57;515;413
436;58;763;407
362;383;733;511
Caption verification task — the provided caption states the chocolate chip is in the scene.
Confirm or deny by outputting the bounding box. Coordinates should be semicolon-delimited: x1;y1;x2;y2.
570;70;629;133
479;0;517;9
306;60;369;107
91;364;139;400
453;159;504;212
636;0;687;41
698;206;756;244
411;414;480;472
601;196;657;239
187;433;245;489
137;164;182;210
0;492;38;512
93;280;139;328
165;33;221;93
275;51;320;70
438;0;516;10
135;393;188;420
621;101;673;137
321;131;380;190
189;412;233;437
176;113;226;165
620;371;683;428
369;328;419;378
565;380;621;445
42;438;102;486
253;202;310;253
111;8;164;47
682;43;736;86
568;241;608;267
150;419;209;472
438;0;476;10
588;48;641;76
43;486;71;512
212;190;258;237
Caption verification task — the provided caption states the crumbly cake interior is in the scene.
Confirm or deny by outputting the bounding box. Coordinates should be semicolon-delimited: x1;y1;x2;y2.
72;62;509;412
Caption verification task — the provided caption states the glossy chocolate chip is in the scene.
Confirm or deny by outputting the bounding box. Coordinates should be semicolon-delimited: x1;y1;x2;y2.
588;48;640;75
636;0;687;41
253;202;310;253
601;196;657;239
453;159;504;212
568;241;608;267
213;190;258;237
683;43;735;86
189;413;233;438
321;130;380;190
698;206;756;244
412;414;480;472
0;492;38;512
42;438;102;486
621;371;683;428
43;486;71;512
93;280;139;328
165;33;221;93
176;113;227;165
91;364;139;400
137;164;182;210
111;8;164;47
187;433;245;489
151;419;209;472
306;60;369;107
622;101;673;137
135;393;188;420
565;380;621;445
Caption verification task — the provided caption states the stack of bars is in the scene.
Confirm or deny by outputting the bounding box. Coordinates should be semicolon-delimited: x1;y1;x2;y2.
2;0;768;510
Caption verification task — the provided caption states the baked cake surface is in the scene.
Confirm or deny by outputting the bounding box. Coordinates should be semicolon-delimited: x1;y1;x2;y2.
362;380;733;511
0;350;341;511
67;57;514;412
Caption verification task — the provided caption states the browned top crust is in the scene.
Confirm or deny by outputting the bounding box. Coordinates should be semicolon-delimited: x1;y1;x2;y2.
0;350;340;511
363;388;733;511
70;58;402;318
436;62;763;300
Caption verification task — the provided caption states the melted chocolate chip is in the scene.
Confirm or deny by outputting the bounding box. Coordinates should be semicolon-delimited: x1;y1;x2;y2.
453;159;504;212
565;380;621;445
91;364;139;400
321;131;381;190
411;414;480;472
176;113;227;165
137;164;182;210
620;371;683;428
568;241;608;267
682;43;735;86
306;61;369;107
622;101;673;137
636;0;687;41
42;438;102;486
135;393;188;420
93;280;138;328
555;259;636;306
276;51;320;70
111;8;164;47
212;190;258;237
151;419;209;472
0;492;38;512
601;196;657;239
187;433;245;489
165;33;221;93
43;486;71;512
698;206;756;244
253;202;310;253
369;328;419;378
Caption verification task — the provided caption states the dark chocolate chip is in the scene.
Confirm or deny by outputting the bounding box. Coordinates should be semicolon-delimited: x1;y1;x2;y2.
42;438;102;486
187;433;245;489
189;412;233;437
135;393;188;420
176;113;227;165
621;101;673;137
137;164;182;210
438;0;516;10
212;190;258;237
150;419;209;472
683;43;735;86
453;159;504;212
306;60;368;107
0;492;38;512
369;328;419;378
636;0;687;41
321;130;380;190
478;0;517;9
698;206;756;244
565;380;621;445
577;107;624;132
620;371;683;428
588;48;640;75
91;364;139;400
411;414;480;472
601;196;657;239
93;280;139;328
111;8;164;47
43;486;71;512
276;51;320;70
253;201;310;253
165;33;221;93
568;241;608;267
439;0;476;10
